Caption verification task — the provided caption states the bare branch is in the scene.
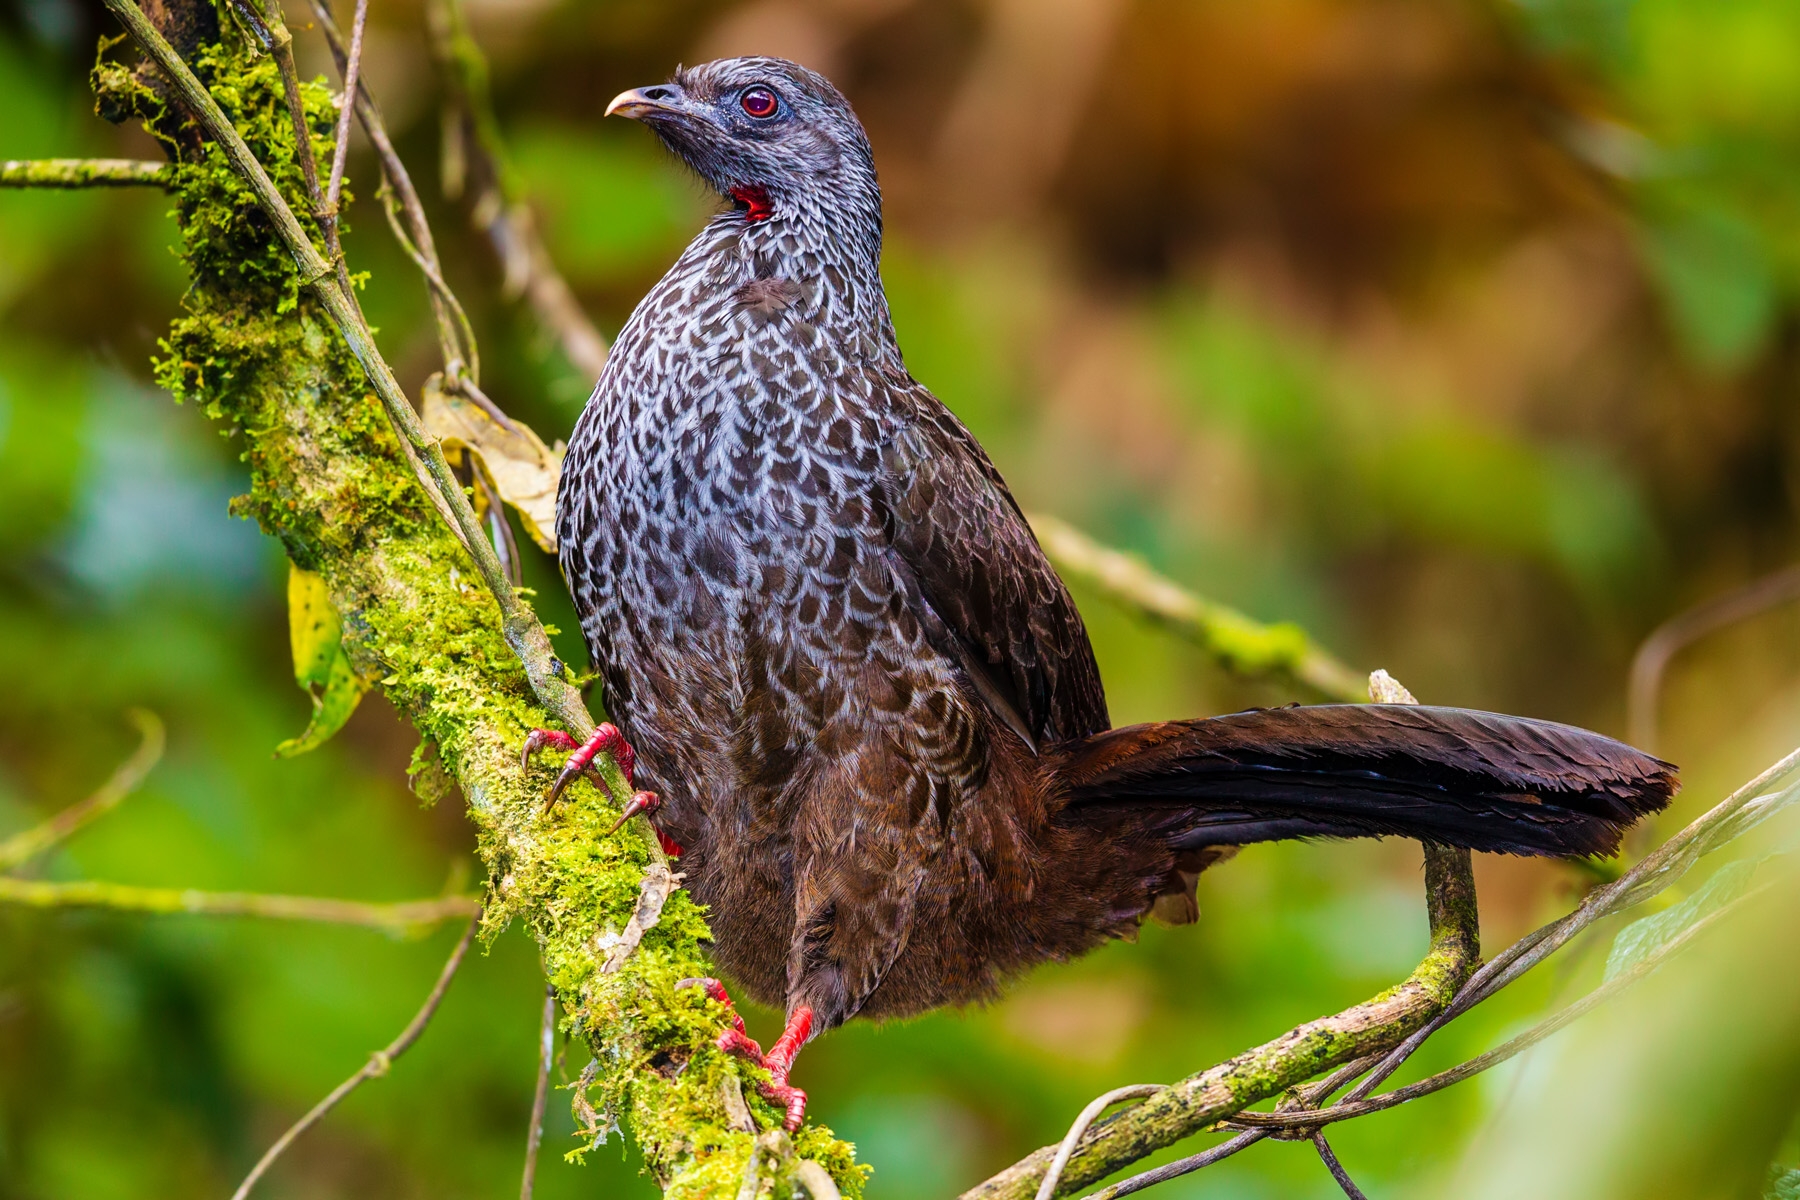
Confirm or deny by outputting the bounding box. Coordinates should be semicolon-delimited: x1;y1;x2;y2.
520;983;556;1200
307;0;466;372
1311;1132;1370;1200
232;910;482;1199
794;1160;844;1200
0;876;479;935
1628;563;1800;751
1026;513;1368;702
0;158;170;187
0;709;165;871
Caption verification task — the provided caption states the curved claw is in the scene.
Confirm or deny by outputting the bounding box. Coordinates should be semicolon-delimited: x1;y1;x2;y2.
528;723;639;814
769;1082;807;1132
520;727;578;771
606;790;661;834
544;759;586;813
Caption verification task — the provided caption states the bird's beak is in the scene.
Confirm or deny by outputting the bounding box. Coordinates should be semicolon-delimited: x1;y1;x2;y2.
606;85;683;121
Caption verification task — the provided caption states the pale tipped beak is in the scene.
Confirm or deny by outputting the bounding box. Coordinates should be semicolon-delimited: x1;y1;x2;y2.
606;85;682;120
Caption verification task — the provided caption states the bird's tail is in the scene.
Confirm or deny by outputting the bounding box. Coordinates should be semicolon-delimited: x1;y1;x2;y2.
1050;704;1677;859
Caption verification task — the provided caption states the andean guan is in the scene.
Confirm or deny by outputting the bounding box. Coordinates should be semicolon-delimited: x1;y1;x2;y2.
523;56;1678;1130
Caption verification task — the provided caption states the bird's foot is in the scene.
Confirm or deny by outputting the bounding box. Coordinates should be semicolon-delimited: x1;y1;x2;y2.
521;724;662;826
678;978;814;1131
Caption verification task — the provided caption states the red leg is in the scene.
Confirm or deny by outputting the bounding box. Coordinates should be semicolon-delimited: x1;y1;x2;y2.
677;979;815;1130
521;722;639;812
759;1006;814;1131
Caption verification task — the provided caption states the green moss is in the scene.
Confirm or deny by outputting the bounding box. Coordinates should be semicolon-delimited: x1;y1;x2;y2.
119;22;862;1196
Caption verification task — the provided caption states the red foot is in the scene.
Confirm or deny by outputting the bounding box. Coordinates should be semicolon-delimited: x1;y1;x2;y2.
677;977;814;1130
521;723;654;816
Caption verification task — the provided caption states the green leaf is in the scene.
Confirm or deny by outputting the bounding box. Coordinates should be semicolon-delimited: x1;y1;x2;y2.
275;564;368;757
1767;1167;1800;1200
1604;858;1757;984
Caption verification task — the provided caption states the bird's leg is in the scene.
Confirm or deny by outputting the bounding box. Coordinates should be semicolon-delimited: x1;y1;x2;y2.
758;1006;814;1131
520;723;651;815
677;977;814;1131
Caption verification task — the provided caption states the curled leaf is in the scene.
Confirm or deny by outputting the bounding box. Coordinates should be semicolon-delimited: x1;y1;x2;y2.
422;374;565;552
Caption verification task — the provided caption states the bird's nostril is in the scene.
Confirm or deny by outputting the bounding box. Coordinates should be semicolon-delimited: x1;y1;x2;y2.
644;86;674;100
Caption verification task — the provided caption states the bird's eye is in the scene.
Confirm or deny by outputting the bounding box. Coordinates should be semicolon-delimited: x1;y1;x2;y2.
740;87;779;119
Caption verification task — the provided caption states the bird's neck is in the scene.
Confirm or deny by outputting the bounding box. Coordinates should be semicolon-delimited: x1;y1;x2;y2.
679;178;896;343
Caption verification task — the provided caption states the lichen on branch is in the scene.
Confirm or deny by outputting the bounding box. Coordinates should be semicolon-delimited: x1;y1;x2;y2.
91;12;861;1196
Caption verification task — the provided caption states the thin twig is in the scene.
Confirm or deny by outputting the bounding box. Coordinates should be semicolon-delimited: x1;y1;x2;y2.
0;709;164;872
520;983;556;1200
1036;1087;1162;1200
1311;1132;1370;1200
0;158;171;187
1026;512;1367;702
307;0;464;371
1327;744;1800;1113
374;180;480;374
1078;1131;1267;1200
479;471;523;586
323;0;367;227
0;876;479;935
1628;564;1800;752
232;910;482;1200
236;0;351;296
426;0;609;378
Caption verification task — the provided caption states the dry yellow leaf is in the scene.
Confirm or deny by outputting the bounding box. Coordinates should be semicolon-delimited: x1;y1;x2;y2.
421;374;565;552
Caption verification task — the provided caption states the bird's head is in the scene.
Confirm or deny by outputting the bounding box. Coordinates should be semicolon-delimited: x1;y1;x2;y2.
605;57;879;232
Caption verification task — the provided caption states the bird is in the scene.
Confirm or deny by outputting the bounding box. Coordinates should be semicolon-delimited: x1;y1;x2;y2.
526;56;1677;1131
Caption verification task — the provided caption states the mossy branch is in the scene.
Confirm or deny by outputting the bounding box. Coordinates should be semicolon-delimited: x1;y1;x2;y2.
84;4;861;1194
0;157;171;187
1026;513;1368;703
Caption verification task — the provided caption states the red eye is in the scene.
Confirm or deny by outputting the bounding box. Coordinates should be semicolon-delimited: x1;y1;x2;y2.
740;87;778;118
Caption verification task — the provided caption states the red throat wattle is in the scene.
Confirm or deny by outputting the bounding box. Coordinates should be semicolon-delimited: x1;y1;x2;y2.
730;184;773;223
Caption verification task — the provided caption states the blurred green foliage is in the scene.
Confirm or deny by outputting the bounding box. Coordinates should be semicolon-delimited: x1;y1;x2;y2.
3;0;1800;1197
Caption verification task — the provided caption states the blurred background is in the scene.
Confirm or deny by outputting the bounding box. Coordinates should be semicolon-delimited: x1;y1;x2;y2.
3;0;1800;1196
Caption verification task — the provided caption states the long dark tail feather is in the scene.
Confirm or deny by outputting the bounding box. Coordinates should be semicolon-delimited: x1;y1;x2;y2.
1051;705;1678;858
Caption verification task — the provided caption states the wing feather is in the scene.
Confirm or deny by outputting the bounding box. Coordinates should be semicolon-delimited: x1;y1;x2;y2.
874;388;1108;745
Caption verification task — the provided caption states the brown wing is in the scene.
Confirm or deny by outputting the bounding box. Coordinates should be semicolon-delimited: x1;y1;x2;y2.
875;388;1109;746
